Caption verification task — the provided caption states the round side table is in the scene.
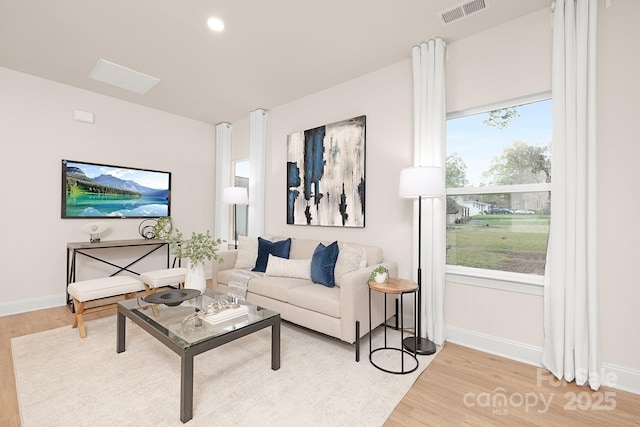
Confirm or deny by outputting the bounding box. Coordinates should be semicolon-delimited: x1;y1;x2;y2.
368;277;418;374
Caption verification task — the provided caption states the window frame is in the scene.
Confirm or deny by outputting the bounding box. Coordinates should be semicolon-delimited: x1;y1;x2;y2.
444;92;551;294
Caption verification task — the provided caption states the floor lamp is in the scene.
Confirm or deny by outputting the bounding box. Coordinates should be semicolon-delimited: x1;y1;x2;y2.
398;166;444;355
222;186;249;249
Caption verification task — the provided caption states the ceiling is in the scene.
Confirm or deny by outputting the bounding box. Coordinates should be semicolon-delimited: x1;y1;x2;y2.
0;0;550;125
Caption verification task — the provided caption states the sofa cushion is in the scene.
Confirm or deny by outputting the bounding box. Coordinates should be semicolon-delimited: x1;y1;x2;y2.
265;254;311;279
253;237;292;272
310;241;339;287
334;243;367;287
248;276;309;302
287;283;340;318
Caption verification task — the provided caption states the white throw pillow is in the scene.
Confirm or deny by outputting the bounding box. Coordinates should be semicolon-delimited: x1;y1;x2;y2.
234;235;279;269
334;243;367;287
264;254;311;279
234;236;259;269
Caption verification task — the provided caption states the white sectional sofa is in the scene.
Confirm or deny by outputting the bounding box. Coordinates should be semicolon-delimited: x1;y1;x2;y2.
212;236;397;359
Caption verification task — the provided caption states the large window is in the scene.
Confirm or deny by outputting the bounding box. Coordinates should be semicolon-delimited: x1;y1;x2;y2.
446;96;551;278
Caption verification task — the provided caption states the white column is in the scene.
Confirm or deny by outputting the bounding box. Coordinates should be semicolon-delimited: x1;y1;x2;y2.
215;122;232;244
248;109;267;237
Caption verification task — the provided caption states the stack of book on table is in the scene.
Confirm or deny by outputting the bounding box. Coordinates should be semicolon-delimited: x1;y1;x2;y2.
203;304;249;326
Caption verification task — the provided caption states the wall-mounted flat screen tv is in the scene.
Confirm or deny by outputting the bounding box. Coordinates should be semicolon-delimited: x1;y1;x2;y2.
62;159;171;218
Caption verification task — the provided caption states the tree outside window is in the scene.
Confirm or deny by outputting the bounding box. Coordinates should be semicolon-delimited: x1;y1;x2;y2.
445;98;552;276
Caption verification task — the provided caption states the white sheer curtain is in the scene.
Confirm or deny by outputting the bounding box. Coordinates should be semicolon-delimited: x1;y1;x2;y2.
215;122;232;243
248;109;267;237
542;0;600;390
412;39;447;345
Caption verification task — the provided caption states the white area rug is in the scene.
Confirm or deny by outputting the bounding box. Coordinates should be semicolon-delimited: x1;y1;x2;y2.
12;316;436;427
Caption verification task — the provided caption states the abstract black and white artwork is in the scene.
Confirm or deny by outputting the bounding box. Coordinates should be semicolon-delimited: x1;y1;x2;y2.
286;115;365;227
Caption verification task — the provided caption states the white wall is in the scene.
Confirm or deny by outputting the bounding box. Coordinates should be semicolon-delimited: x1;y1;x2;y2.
232;60;415;277
231;4;640;389
597;0;640;374
0;68;216;315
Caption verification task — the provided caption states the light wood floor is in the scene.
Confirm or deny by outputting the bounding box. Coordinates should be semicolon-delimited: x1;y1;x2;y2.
3;305;639;427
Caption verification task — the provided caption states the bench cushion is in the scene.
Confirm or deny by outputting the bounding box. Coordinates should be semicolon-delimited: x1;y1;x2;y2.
68;276;144;302
140;268;187;288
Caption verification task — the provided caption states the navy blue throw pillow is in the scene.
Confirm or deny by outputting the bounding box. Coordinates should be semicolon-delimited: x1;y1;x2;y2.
252;237;292;272
310;241;340;287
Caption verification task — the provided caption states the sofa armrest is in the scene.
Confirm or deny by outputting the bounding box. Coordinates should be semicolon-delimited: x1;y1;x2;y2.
213;250;238;282
338;260;398;343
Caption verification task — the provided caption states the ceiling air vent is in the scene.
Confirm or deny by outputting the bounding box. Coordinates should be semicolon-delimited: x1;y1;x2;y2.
89;59;160;95
440;0;489;25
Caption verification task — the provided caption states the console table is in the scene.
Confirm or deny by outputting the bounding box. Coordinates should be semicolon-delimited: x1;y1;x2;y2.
66;239;172;311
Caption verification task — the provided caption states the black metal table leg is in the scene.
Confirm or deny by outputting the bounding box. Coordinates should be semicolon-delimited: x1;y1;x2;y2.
180;353;194;423
272;320;281;370
116;309;126;353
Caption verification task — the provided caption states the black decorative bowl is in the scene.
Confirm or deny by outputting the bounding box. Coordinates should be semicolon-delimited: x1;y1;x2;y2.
143;289;201;307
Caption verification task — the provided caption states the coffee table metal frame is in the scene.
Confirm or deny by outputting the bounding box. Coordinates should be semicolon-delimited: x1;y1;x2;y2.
116;289;281;423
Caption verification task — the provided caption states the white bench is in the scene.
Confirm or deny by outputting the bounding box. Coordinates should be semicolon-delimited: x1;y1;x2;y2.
140;268;187;316
68;276;144;338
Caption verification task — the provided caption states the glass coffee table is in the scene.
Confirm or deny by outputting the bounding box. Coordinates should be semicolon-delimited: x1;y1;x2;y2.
116;288;281;423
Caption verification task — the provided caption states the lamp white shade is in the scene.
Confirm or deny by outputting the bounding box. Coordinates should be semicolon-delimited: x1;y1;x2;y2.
222;186;249;205
398;166;445;198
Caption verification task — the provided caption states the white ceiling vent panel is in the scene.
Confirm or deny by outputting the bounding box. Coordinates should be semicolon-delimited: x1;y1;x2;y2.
440;0;489;25
89;59;160;95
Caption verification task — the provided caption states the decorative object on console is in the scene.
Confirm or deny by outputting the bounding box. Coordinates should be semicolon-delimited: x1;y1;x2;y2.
286;115;366;228
152;216;225;293
222;186;249;249
368;265;389;284
138;219;158;239
398;166;444;356
80;221;109;243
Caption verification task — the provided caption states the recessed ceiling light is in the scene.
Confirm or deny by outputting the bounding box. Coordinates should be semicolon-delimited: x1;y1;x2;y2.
207;17;225;32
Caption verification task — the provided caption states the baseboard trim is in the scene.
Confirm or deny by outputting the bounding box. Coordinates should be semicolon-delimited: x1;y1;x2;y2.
601;362;640;395
446;325;544;367
445;325;640;395
0;294;66;317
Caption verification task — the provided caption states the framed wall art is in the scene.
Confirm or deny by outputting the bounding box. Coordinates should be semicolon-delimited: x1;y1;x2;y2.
286;115;365;227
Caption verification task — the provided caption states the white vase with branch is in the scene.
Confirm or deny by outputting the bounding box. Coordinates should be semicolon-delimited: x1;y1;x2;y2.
153;217;225;293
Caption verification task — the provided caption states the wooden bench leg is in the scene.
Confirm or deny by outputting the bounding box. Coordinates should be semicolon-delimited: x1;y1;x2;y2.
72;299;87;338
143;285;159;317
124;292;137;300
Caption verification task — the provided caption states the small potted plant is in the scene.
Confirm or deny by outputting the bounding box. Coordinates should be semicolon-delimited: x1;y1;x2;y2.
368;265;389;284
152;217;225;292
